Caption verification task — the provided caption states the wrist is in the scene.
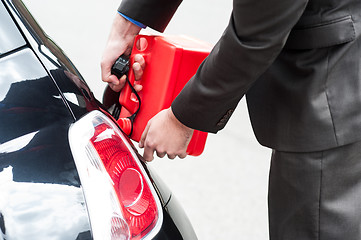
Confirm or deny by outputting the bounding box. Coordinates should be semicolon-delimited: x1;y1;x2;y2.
169;107;193;133
112;13;141;37
107;13;141;56
118;12;146;29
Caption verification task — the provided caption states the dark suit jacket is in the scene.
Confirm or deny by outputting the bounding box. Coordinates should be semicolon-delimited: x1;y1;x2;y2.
118;0;361;152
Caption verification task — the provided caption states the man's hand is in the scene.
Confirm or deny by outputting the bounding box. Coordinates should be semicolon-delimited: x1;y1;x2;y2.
139;108;194;162
101;13;144;92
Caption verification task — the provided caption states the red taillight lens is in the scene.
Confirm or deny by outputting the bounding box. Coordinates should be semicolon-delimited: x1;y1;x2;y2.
69;111;162;240
90;123;158;238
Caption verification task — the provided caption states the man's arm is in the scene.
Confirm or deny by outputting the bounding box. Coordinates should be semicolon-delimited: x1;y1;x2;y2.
140;0;309;161
171;0;309;133
103;0;309;161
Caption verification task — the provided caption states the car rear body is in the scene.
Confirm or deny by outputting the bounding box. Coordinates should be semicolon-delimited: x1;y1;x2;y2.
0;0;197;239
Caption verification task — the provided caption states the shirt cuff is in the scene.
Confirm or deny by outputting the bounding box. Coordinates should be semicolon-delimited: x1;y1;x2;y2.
118;12;147;29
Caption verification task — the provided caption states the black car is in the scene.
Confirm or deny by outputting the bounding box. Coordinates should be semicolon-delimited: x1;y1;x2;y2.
0;0;197;239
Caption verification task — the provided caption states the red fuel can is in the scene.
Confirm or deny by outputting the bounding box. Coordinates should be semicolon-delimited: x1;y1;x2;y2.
117;34;212;156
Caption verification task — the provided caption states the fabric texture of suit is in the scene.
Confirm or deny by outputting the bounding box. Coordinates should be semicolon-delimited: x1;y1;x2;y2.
268;141;361;240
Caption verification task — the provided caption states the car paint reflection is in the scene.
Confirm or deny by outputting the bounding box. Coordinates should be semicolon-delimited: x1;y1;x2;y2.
0;166;91;240
0;42;92;238
0;49;47;103
0;2;26;55
0;131;38;154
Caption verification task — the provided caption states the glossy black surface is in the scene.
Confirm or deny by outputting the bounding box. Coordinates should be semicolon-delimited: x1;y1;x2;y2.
0;10;92;237
155;197;198;240
0;0;198;239
0;0;94;237
0;2;25;55
0;49;72;142
6;0;99;119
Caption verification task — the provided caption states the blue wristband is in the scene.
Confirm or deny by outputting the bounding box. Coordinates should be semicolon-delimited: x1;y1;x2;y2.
118;12;147;29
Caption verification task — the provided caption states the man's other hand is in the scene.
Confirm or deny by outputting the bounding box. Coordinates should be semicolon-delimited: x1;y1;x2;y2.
139;108;194;161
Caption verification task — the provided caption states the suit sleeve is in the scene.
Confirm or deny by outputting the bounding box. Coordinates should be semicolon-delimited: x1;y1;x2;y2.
171;0;309;133
118;0;182;32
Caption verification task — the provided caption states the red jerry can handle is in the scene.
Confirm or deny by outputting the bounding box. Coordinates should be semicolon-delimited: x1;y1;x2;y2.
118;36;153;117
117;57;138;116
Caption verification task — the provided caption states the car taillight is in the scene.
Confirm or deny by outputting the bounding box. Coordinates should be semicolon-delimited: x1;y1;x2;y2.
69;111;162;240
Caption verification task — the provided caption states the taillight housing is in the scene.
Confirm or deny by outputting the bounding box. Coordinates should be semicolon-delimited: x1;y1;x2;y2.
69;111;162;239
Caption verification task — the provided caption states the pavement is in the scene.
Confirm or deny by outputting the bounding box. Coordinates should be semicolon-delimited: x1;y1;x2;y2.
23;0;271;239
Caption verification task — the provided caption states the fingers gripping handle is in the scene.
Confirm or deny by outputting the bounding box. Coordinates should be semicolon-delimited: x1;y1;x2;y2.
112;35;151;115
